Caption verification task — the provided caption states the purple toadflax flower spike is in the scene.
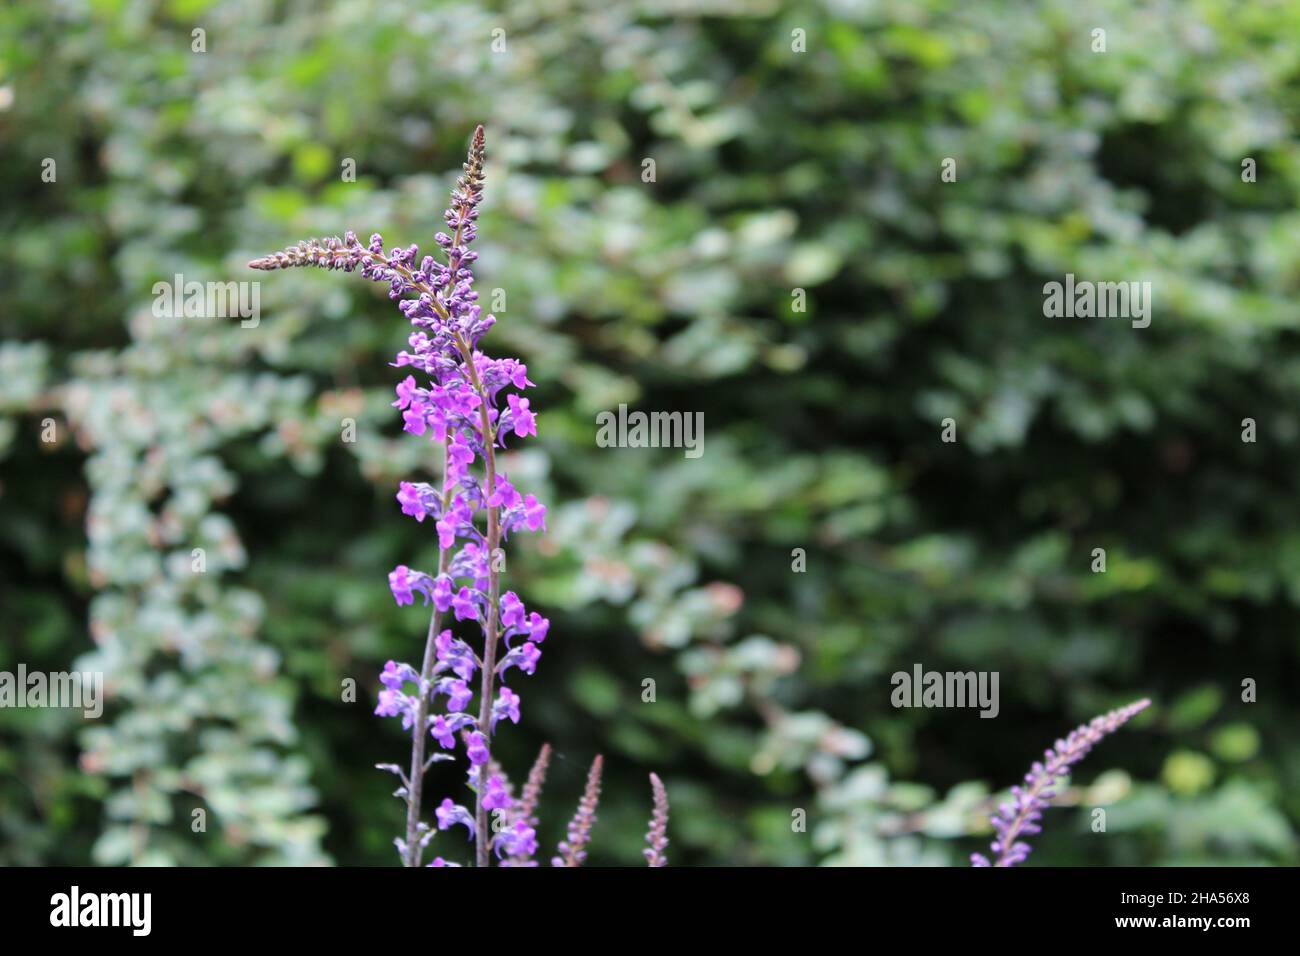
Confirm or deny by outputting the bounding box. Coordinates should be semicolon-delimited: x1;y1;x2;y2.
553;755;603;867
502;743;551;867
971;698;1150;867
251;125;554;867
644;772;670;867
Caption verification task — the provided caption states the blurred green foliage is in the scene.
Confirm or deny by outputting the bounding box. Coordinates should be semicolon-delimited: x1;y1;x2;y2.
1;0;1298;865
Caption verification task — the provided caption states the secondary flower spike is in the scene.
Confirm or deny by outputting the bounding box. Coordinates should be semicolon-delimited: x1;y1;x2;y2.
250;126;553;867
553;755;603;867
644;772;670;867
971;698;1150;868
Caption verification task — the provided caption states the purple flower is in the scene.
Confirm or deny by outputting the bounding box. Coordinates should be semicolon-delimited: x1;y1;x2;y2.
452;586;478;621
435;496;472;551
447;434;475;485
429;711;475;747
522;494;546;532
402;405;428;436
374;688;404;719
429;716;456;749
449;433;475;468
494;820;538;860
451;542;490;591
505;360;534;390
436;799;475;839
374;662;422;731
972;698;1150;868
436;514;458;551
497;641;541;679
482;774;512;812
506;394;536;438
500;591;526;630
434;630;477;682
466;732;490;768
380;660;418;691
491;686;521;732
392;375;419;410
396;482;430;521
447;679;473;713
432;574;454;613
388;565;416;606
487;477;520;509
426;411;448;443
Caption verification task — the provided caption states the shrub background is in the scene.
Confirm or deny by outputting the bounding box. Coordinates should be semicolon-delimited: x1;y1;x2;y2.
1;0;1297;865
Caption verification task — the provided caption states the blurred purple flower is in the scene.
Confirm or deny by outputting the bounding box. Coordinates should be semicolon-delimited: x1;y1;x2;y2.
972;698;1150;867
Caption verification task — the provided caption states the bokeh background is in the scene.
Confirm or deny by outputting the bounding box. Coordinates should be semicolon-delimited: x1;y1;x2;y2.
3;0;1299;866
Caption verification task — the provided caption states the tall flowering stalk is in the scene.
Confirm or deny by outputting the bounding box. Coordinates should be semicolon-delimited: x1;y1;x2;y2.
251;126;551;867
972;698;1150;867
